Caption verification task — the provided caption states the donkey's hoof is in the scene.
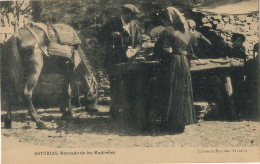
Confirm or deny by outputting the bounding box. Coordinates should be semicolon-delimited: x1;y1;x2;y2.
36;121;47;129
4;120;12;129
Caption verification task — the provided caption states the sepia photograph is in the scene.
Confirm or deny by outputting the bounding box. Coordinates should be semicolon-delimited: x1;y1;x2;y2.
1;0;259;163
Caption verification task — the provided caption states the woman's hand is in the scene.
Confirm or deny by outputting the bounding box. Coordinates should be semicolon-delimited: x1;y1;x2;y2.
163;47;173;54
126;46;138;58
111;32;121;37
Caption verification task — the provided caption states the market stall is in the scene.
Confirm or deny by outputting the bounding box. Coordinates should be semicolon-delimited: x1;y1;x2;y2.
110;58;244;130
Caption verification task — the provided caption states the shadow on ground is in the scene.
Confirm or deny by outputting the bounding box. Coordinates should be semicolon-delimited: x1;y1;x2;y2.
2;104;259;138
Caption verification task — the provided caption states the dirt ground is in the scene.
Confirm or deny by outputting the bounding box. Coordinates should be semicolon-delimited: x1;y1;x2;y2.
1;105;259;148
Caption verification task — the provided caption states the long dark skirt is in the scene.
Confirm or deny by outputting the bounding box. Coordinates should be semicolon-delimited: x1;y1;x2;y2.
161;55;195;131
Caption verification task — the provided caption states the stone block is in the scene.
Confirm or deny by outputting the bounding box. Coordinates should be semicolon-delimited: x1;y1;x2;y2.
252;17;258;22
213;21;219;25
202;17;210;23
223;24;235;32
229;15;235;20
222;16;229;23
229;19;235;24
237;15;247;22
215;23;224;30
246;16;253;23
244;25;250;31
203;23;212;28
247;29;255;36
234;20;244;26
212;15;222;20
250;24;259;31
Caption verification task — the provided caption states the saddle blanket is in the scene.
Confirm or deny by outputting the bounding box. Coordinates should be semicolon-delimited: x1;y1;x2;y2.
48;24;81;45
29;22;81;59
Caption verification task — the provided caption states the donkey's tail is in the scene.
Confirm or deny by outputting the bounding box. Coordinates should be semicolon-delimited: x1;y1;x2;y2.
8;34;23;100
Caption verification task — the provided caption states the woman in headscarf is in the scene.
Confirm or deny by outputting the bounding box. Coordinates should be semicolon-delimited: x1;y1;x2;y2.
154;7;195;133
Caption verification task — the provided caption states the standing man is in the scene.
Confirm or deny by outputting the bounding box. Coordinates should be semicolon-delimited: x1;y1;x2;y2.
98;4;142;67
98;4;142;119
228;33;247;116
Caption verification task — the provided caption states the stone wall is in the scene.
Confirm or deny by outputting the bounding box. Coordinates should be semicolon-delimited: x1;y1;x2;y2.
198;13;259;56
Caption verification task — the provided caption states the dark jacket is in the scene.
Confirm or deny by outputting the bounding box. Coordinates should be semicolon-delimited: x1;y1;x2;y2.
98;17;142;67
228;45;247;60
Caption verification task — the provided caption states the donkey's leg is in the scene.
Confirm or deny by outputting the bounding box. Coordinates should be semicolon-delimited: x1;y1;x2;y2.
60;83;75;120
23;56;46;129
4;92;16;128
4;107;13;129
60;62;75;120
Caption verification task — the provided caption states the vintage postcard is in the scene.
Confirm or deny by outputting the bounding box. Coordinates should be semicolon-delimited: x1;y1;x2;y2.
1;0;259;163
